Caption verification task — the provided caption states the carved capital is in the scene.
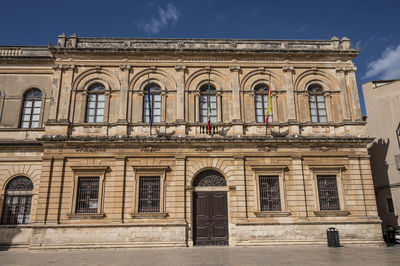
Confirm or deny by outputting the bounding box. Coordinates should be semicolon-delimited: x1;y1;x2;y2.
282;65;294;73
175;65;187;72
229;65;241;72
119;65;132;71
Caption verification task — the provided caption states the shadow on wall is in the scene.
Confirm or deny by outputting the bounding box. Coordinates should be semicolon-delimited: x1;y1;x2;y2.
368;138;399;228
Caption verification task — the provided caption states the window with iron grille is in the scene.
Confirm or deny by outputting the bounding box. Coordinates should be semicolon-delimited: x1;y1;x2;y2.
317;175;340;210
138;176;160;213
143;83;162;123
308;84;327;123
259;175;281;211
254;84;273;123
20;89;42;128
86;83;105;123
1;176;33;224
199;84;217;123
75;177;99;214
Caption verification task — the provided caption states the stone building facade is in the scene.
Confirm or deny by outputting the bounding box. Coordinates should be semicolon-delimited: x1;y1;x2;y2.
363;79;400;229
0;35;382;249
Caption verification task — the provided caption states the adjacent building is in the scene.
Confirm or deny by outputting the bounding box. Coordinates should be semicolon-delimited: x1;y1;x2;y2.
363;79;400;229
0;35;382;249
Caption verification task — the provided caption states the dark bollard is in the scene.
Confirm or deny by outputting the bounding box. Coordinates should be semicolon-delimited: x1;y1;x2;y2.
327;227;340;247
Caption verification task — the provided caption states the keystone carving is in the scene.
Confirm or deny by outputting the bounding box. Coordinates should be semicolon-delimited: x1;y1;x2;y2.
140;146;161;152
257;145;275;152
75;146;106;152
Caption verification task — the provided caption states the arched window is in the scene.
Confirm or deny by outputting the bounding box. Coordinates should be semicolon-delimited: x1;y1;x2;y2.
1;176;33;224
199;84;217;123
143;83;162;123
254;84;273;123
308;84;327;123
20;89;42;128
86;83;105;123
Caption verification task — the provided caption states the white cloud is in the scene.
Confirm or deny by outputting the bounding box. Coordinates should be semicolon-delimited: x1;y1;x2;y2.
364;44;400;80
137;3;180;34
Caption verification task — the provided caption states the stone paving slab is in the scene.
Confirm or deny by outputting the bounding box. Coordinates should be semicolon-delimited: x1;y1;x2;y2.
0;245;399;266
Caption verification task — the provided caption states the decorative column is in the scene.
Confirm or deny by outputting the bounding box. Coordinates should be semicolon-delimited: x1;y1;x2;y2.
118;65;131;123
283;65;296;121
336;67;351;121
175;65;186;122
217;93;222;122
229;65;242;122
345;66;362;120
57;65;75;123
175;65;186;134
195;93;200;122
47;65;63;123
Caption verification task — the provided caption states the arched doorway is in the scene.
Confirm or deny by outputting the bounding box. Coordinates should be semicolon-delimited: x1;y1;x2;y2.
192;170;228;245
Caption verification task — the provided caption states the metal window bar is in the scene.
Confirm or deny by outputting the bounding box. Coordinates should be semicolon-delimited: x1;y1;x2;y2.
75;177;99;214
1;195;32;224
138;176;160;213
259;175;281;211
317;175;340;210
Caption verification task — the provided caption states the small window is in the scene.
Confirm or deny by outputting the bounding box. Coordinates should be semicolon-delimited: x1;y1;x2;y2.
308;84;327;123
199;84;217;123
317;175;340;210
86;83;105;123
75;177;99;214
143;83;162;123
254;84;273;123
20;89;42;128
1;176;33;224
259;175;281;211
387;198;394;213
138;176;160;213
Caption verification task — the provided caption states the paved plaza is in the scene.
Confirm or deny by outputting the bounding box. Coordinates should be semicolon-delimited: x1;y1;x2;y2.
0;245;399;266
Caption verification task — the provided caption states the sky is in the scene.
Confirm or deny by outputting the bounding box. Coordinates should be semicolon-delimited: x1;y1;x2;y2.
0;0;399;115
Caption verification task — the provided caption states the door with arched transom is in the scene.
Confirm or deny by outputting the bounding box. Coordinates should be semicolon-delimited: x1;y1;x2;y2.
193;170;228;245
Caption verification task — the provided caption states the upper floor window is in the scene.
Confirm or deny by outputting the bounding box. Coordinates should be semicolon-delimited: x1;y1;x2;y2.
143;83;161;123
199;84;217;123
86;84;105;123
20;89;42;128
1;176;33;224
254;84;273;123
308;84;327;123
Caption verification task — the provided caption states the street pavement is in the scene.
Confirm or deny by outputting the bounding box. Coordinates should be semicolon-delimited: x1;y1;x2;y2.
0;245;399;266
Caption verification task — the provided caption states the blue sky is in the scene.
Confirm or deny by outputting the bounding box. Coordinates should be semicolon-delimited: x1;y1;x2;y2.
1;0;399;114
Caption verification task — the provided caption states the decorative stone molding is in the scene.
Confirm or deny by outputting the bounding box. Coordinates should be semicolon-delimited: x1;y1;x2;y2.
75;146;106;152
119;65;132;71
194;146;224;152
229;65;241;72
257;145;275;152
175;65;187;72
282;65;294;73
336;66;357;73
310;145;338;152
67;213;106;219
140;146;161;152
254;211;291;217
313;210;350;217
131;212;168;219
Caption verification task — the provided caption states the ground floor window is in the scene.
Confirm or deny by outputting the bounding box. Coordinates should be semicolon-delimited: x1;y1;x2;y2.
138;176;160;212
1;176;33;224
317;175;340;210
75;177;99;214
259;175;281;211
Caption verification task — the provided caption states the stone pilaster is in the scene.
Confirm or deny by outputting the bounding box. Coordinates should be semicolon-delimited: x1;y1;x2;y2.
229;65;242;122
283;65;296;121
336;67;351;121
345;67;362;120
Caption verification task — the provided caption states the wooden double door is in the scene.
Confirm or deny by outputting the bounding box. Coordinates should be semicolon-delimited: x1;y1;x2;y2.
193;191;228;245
